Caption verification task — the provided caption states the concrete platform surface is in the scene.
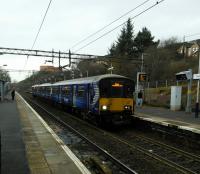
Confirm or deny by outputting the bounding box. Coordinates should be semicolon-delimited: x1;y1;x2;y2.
135;106;200;134
0;94;91;174
0;96;30;174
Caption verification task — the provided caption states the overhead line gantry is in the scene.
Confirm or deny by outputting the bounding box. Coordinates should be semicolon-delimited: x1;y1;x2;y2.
0;46;142;69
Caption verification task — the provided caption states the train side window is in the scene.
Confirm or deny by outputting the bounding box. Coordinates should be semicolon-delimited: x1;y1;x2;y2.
61;86;64;95
46;87;51;94
61;86;71;96
77;85;85;97
52;86;59;94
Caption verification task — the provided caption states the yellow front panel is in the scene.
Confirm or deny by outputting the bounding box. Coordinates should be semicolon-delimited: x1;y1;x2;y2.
99;98;133;112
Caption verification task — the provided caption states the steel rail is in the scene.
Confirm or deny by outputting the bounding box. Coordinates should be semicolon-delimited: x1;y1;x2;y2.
55;108;200;174
134;134;200;162
108;134;198;174
23;95;138;174
24;93;199;174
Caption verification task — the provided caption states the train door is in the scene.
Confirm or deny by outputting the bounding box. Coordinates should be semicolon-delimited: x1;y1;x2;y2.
72;85;76;107
58;86;62;103
89;84;94;111
87;84;91;110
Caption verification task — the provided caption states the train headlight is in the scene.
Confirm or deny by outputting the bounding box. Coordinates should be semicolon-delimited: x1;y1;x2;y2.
124;105;131;110
102;105;107;110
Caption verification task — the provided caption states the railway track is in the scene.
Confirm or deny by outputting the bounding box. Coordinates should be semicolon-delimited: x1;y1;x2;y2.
22;94;137;174
22;93;200;174
112;132;200;174
78;117;200;174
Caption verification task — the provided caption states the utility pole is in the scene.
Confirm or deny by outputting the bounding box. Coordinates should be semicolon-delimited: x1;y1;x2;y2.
183;35;186;59
195;51;200;118
52;49;54;64
58;50;61;70
141;53;144;72
108;62;114;74
136;53;144;93
110;63;113;74
69;50;71;67
186;69;192;113
136;72;140;92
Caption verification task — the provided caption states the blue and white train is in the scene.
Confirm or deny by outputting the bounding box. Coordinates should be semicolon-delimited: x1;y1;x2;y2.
32;74;135;124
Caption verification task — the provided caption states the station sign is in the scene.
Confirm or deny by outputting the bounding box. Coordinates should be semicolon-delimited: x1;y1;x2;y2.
193;73;200;80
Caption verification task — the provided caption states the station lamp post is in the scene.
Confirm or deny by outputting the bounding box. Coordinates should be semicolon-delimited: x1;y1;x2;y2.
108;63;114;74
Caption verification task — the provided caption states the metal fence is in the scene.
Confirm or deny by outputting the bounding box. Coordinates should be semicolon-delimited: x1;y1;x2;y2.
142;80;192;108
146;80;182;88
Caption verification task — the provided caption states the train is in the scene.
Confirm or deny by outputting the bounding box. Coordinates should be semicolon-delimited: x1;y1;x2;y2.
32;74;135;125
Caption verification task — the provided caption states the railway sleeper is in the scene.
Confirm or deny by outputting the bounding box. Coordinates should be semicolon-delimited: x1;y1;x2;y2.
88;156;112;174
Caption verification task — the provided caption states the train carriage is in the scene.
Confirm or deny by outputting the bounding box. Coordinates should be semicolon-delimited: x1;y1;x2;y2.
32;74;135;124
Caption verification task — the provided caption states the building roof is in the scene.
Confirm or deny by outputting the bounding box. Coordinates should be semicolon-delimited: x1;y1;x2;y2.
189;39;200;46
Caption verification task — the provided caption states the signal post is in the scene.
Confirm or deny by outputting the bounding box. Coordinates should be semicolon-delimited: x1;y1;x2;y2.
136;72;147;91
136;72;147;106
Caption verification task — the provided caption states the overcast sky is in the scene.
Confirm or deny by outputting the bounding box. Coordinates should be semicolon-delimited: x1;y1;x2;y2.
1;0;200;82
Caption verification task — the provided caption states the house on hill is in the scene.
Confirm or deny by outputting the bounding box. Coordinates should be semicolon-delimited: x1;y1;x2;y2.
177;39;200;57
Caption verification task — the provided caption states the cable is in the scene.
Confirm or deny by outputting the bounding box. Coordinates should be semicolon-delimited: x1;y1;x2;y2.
185;33;200;38
71;0;151;50
24;0;53;68
74;0;165;53
31;0;53;50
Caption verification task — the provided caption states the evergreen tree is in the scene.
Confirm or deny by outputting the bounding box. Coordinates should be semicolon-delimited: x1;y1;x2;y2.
116;27;127;56
108;43;116;56
108;18;135;58
124;18;135;57
134;27;155;54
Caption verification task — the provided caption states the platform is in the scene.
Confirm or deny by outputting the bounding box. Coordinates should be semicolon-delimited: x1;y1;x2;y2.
135;106;200;134
0;93;91;174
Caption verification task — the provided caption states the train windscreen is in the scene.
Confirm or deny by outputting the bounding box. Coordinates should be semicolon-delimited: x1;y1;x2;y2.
99;78;134;98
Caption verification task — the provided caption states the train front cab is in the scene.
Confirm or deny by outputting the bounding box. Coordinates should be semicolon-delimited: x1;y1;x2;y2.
98;77;134;124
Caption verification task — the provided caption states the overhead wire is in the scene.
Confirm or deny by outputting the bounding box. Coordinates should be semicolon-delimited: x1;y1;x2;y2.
24;0;53;68
184;33;200;42
30;0;53;50
185;33;200;38
70;0;151;50
74;0;165;53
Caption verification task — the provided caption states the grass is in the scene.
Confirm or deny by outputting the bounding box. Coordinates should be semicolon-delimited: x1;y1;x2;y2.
144;82;199;109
